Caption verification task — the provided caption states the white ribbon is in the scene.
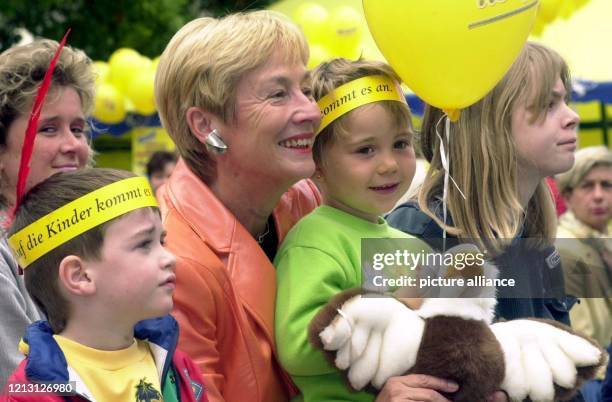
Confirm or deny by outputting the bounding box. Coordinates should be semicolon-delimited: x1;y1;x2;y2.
435;115;467;250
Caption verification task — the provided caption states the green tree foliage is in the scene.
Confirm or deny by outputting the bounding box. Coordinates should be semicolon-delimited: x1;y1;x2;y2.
0;0;274;60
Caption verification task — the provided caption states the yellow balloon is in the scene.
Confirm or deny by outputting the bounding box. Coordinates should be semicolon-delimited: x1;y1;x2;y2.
93;83;126;124
559;0;589;20
308;44;332;69
558;0;575;19
360;39;385;62
326;6;364;59
126;70;156;115
538;0;562;22
363;0;538;117
571;0;590;13
151;56;161;72
92;61;110;85
531;15;547;37
293;3;329;45
109;48;149;94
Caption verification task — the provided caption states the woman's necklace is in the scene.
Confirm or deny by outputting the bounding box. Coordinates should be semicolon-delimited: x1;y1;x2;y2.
257;221;270;244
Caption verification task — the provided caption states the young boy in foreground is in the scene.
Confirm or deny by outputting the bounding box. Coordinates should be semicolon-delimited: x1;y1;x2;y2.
2;168;207;402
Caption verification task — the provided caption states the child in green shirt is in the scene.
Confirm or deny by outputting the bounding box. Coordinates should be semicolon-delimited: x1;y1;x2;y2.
275;59;431;402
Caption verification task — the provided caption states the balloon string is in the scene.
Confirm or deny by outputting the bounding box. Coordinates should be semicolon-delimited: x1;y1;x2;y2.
435;114;466;250
11;29;71;220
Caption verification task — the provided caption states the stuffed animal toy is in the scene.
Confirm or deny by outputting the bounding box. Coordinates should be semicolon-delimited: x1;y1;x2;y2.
309;248;607;402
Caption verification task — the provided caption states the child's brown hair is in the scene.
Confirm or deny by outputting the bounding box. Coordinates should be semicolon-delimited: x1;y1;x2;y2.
9;168;146;333
311;58;413;167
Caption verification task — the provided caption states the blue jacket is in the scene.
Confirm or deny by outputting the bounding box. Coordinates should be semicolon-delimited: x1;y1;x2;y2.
386;201;575;324
2;315;207;402
602;344;612;401
387;201;588;402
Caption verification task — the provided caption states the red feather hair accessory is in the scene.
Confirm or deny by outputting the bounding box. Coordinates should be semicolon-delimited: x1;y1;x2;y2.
11;29;71;218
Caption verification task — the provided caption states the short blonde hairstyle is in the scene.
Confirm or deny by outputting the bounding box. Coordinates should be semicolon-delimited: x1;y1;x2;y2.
419;42;570;252
311;58;413;168
0;39;95;147
155;10;309;184
557;146;612;194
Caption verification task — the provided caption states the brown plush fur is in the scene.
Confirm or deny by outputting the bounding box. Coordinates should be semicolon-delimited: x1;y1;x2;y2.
309;290;606;401
409;316;505;402
308;287;365;359
308;289;504;400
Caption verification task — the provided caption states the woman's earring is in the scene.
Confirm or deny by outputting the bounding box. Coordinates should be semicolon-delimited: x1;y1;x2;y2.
204;129;228;154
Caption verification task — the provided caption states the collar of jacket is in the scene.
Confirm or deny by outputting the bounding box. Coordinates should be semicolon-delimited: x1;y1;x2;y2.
163;160;315;249
161;160;320;339
22;315;179;388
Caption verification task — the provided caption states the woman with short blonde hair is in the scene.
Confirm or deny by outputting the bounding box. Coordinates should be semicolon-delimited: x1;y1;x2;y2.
154;10;321;402
155;11;309;185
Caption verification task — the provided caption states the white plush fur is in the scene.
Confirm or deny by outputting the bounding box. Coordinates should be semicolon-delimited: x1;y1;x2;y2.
320;311;353;351
319;284;603;400
372;313;425;389
557;332;604;366
490;322;529;401
319;294;425;390
522;339;555;401
417;246;499;322
348;330;382;389
417;297;497;323
491;319;603;401
539;338;577;388
335;338;352;370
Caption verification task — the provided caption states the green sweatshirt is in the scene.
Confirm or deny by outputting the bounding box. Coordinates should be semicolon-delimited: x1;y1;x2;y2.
275;205;427;402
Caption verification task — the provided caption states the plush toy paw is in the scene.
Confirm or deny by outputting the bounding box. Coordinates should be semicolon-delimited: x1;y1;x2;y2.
310;289;424;390
310;292;606;402
490;318;606;402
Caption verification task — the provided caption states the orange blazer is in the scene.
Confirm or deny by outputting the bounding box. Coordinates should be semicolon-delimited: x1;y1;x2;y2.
158;160;321;402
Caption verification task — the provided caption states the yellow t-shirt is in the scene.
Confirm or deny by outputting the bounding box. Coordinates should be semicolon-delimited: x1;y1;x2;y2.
53;335;163;402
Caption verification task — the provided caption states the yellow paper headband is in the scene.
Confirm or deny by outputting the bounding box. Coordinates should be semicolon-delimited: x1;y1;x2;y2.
8;177;158;269
316;75;407;135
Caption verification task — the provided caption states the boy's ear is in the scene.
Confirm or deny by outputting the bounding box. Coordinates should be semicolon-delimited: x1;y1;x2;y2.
58;255;95;296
